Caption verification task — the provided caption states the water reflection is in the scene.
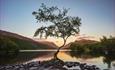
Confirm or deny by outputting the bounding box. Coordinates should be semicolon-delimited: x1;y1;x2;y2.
69;51;115;69
0;51;55;64
0;50;115;70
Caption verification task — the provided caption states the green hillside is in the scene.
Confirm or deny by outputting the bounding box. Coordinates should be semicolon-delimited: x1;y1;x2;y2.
1;35;47;50
0;30;56;50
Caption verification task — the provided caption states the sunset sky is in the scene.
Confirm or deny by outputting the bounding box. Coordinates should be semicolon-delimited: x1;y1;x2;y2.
0;0;115;45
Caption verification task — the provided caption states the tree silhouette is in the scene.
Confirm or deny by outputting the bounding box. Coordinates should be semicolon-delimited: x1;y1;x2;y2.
32;3;81;59
100;36;115;52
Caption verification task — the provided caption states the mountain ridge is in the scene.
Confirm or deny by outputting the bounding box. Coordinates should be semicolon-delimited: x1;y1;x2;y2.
0;30;57;49
63;39;99;49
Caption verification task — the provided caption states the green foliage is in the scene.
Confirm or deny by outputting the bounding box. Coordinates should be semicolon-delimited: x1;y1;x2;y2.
100;36;115;51
69;37;115;67
70;36;115;55
9;37;38;49
70;43;85;52
32;3;81;45
0;36;19;56
0;35;52;50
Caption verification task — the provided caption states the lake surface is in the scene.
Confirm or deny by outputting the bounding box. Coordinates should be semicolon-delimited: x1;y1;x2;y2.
1;50;115;70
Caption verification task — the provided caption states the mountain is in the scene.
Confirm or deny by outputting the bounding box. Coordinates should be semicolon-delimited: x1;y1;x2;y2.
74;39;98;45
0;30;57;49
63;39;98;49
33;39;58;49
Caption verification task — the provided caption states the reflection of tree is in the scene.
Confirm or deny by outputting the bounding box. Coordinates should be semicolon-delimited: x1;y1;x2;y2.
69;51;115;69
103;51;115;69
69;51;101;59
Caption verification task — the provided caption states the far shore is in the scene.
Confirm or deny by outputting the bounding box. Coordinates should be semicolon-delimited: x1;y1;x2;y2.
19;49;71;52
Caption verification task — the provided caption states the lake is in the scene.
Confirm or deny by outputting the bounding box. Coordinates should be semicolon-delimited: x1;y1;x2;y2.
0;50;115;70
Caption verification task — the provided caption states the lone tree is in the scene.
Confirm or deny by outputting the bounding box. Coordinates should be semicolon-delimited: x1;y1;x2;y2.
32;3;81;59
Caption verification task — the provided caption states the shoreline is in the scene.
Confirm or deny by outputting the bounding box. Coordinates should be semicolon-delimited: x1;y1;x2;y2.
0;59;100;70
19;49;71;52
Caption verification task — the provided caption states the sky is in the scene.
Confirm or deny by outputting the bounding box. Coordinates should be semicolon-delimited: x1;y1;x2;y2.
0;0;115;45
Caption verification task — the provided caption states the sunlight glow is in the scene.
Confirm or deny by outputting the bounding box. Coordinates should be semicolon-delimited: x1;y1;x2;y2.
42;34;100;47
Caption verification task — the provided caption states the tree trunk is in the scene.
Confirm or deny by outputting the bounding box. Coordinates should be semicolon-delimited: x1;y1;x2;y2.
54;39;66;59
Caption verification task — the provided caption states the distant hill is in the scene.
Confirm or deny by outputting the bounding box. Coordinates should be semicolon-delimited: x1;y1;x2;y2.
34;39;58;49
0;30;57;50
74;39;98;45
63;39;98;49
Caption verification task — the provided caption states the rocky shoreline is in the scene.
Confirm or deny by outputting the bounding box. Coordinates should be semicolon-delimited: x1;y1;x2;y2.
0;59;100;70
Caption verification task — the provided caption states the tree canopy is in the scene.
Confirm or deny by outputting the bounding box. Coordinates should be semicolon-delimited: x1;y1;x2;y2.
32;3;81;45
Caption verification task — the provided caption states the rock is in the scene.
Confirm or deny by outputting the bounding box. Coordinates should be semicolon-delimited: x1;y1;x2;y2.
64;62;74;68
27;61;40;67
64;61;80;68
0;59;100;70
29;67;38;70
